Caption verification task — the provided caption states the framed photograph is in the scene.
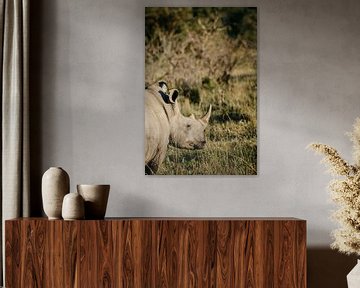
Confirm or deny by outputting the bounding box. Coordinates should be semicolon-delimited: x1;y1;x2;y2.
145;7;257;175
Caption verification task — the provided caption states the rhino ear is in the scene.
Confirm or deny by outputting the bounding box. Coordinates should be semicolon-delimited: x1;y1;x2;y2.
201;105;212;125
190;114;195;119
158;81;168;93
169;89;179;104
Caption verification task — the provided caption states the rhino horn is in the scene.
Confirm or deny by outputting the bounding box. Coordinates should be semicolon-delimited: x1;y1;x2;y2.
190;114;195;119
201;105;212;125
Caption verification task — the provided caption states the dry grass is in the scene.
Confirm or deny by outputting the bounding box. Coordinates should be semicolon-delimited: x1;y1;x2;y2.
308;119;360;255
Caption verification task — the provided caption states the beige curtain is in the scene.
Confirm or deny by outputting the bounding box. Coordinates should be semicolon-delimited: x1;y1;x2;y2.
0;0;30;284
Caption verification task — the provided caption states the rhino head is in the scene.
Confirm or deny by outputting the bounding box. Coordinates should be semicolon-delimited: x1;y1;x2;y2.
164;87;212;150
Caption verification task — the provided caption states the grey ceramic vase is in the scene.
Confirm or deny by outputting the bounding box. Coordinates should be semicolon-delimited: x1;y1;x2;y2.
42;167;70;219
77;184;110;219
62;192;85;220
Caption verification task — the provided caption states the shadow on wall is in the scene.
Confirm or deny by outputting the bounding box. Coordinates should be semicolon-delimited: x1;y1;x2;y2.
308;248;357;288
111;192;182;217
29;0;46;216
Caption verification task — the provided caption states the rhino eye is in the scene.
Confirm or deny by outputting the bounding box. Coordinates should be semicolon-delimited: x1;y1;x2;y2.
186;124;191;129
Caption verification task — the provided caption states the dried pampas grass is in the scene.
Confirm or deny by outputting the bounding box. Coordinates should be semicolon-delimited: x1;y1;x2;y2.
308;118;360;256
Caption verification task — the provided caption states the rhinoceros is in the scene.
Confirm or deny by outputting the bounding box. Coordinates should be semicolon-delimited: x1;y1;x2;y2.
145;81;212;174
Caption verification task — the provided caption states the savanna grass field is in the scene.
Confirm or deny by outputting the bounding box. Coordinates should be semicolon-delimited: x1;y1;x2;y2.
145;7;257;175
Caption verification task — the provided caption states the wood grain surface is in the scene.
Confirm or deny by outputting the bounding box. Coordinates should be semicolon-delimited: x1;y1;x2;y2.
5;218;306;287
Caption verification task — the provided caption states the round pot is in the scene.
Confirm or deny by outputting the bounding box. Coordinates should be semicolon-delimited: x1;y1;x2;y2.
77;184;110;219
62;192;85;220
42;167;70;219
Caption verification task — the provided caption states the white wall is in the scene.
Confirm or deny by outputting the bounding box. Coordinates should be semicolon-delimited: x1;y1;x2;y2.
35;0;360;247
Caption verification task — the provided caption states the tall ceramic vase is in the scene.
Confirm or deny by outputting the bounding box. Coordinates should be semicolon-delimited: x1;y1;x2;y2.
42;167;70;219
347;260;360;287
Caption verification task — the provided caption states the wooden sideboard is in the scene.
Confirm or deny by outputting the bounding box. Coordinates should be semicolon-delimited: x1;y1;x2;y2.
5;218;306;287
